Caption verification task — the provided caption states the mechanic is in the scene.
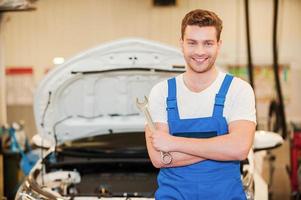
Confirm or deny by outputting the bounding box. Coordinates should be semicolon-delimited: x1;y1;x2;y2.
145;9;256;199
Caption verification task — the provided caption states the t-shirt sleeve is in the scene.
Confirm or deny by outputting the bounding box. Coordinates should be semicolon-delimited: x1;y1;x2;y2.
148;81;168;124
227;79;257;124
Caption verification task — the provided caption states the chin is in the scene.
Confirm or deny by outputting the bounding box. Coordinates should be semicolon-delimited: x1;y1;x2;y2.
188;64;212;74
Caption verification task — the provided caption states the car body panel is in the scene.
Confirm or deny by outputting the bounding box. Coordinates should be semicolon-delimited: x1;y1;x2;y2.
34;38;185;145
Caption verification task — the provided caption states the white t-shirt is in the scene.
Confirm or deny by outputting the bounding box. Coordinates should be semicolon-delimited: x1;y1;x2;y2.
148;70;256;125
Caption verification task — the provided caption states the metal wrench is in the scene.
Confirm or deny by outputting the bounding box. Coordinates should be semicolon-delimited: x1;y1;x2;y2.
136;96;172;165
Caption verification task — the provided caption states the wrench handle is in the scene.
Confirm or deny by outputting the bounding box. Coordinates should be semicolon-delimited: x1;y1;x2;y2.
142;108;172;165
142;109;156;132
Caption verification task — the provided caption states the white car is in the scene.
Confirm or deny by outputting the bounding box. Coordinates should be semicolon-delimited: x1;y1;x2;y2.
15;38;283;200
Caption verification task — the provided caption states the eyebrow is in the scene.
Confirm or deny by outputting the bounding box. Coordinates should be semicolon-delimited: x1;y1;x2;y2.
186;39;197;42
186;39;215;43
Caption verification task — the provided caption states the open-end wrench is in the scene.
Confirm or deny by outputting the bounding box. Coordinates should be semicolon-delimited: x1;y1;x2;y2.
136;96;172;165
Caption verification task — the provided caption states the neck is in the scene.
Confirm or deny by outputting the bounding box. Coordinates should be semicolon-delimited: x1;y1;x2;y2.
183;67;218;92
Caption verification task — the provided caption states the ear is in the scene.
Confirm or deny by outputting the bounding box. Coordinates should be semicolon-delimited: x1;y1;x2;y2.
179;38;184;51
218;39;222;48
217;39;222;51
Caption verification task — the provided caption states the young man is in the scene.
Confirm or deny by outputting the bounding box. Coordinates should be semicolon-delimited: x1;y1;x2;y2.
145;9;256;199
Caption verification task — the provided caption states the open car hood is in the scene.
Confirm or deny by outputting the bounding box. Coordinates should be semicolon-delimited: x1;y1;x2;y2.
33;38;185;145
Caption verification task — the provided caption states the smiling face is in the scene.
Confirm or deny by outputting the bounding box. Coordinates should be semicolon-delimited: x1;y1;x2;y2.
181;25;221;74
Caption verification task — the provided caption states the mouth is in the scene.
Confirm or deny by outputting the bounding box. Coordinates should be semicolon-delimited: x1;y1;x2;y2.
192;57;208;64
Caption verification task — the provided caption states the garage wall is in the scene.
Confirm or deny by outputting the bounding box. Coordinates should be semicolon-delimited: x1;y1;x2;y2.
2;0;301;137
2;0;242;79
0;19;6;125
2;0;300;69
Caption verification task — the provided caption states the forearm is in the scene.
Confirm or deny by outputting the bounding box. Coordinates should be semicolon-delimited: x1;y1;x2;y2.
162;151;205;168
172;121;255;161
145;126;205;168
149;147;206;168
173;134;244;161
148;147;205;168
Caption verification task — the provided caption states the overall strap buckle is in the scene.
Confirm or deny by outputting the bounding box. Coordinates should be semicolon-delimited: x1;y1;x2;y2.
215;94;225;106
213;74;233;117
166;78;179;121
166;97;177;110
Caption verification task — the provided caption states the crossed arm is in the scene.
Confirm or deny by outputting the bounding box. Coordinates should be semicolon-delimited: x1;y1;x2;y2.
145;120;256;168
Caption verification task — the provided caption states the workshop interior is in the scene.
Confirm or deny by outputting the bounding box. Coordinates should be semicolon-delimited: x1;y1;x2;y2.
0;0;300;199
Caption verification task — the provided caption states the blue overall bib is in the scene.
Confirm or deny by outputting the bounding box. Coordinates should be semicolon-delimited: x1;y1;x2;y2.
155;74;246;200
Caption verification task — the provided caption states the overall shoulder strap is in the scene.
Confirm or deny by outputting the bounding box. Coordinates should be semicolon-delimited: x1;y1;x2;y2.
166;77;180;121
213;74;234;117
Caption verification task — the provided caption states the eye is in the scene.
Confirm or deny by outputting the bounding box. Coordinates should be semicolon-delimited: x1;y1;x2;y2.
204;42;213;46
186;39;197;46
186;41;196;45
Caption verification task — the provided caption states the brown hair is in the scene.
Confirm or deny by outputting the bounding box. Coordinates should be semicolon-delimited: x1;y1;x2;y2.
181;9;223;41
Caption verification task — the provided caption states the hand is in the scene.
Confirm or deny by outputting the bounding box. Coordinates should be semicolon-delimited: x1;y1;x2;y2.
149;129;175;152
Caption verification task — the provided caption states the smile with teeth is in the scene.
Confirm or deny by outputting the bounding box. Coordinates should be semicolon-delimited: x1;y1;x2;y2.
192;57;208;64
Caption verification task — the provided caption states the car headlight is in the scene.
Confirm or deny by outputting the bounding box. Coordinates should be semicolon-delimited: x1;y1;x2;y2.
15;176;67;200
15;183;38;200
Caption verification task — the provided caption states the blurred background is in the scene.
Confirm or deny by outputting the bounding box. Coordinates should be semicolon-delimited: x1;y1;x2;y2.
0;0;300;199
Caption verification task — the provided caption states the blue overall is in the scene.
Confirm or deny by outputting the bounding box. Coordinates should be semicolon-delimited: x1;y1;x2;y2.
155;74;246;200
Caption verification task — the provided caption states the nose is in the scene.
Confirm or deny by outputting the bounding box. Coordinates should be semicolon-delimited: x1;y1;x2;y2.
193;44;206;56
